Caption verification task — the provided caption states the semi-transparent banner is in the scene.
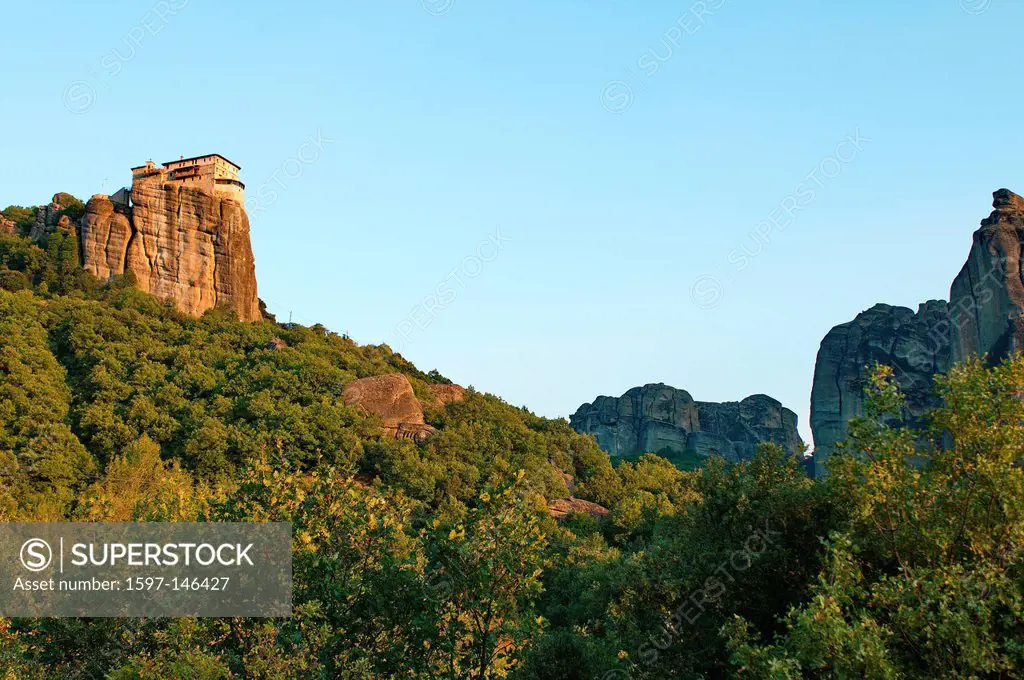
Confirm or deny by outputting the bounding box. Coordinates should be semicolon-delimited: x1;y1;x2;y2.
0;523;291;617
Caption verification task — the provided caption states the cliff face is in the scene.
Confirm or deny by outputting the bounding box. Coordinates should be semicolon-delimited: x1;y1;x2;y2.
570;383;803;463
949;189;1024;364
80;195;132;281
809;189;1024;476
81;182;260;322
809;301;951;477
696;395;803;460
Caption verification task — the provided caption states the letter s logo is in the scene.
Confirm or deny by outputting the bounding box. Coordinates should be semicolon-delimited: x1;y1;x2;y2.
20;539;52;572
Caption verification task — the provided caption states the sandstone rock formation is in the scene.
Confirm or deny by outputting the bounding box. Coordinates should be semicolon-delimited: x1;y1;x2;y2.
343;374;425;429
340;376;468;442
0;215;15;236
80;182;260;322
809;301;951;477
547;497;610;522
80;195;132;281
29;193;80;241
426;384;466;409
695;395;803;460
809;189;1024;477
571;384;698;458
570;384;802;463
342;373;434;442
55;214;76;237
949;189;1024;364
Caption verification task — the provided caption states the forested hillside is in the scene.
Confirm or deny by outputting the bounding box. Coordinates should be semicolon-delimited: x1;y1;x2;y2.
2;219;1024;678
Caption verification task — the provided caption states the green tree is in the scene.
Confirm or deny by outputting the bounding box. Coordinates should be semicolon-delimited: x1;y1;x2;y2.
728;360;1024;678
0;268;28;292
214;455;423;677
0;235;48;283
105;620;232;680
421;476;549;679
1;205;37;234
44;227;81;294
77;435;213;521
0;291;93;518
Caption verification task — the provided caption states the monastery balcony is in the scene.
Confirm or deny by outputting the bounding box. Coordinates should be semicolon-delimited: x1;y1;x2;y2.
170;166;201;178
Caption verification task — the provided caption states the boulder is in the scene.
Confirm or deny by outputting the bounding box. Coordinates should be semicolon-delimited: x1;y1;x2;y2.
342;373;434;441
55;214;76;238
570;383;802;463
342;374;425;429
426;383;466;409
547;497;610;522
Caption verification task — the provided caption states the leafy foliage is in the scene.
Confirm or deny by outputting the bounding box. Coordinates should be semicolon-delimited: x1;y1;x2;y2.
1;206;36;235
727;360;1024;678
2;228;1023;678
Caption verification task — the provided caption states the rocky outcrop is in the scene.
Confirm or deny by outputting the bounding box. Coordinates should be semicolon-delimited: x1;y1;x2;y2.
342;373;434;442
949;189;1024;364
29;193;80;241
55;214;76;237
695;395;802;460
571;384;698;458
0;215;15;236
547;497;610;522
80;195;132;281
809;189;1024;477
80;182;260;322
426;384;466;409
341;375;468;442
570;384;803;463
128;182;259;321
809;301;951;477
343;374;425;429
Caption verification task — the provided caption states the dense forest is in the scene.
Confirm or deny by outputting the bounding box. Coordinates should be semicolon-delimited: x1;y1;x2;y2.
1;205;1023;678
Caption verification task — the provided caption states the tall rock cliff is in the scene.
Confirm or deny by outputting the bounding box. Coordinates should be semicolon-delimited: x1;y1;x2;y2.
809;301;951;477
949;189;1024;364
809;189;1023;477
570;383;803;464
81;182;260;322
80;195;132;281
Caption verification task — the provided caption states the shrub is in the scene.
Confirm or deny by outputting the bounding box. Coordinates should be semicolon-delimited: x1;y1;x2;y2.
0;268;28;291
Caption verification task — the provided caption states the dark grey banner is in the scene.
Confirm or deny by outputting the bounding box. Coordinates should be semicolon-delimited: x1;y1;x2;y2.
0;523;291;617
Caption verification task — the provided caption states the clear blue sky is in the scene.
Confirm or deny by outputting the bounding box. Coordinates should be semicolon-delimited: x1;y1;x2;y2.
2;0;1022;446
